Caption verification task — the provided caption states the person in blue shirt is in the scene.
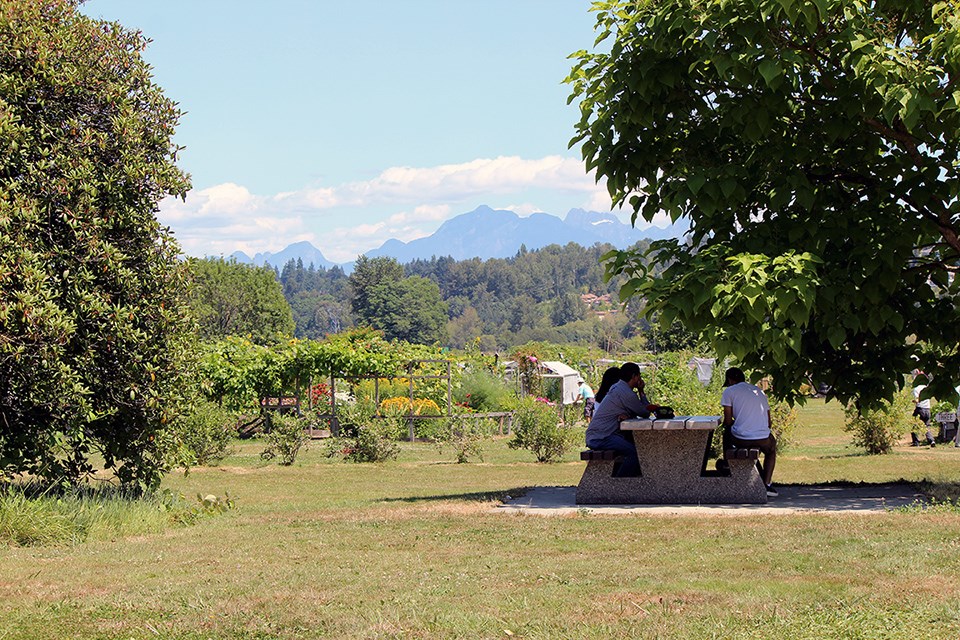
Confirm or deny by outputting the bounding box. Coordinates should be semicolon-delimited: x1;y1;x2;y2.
585;362;659;477
576;377;596;420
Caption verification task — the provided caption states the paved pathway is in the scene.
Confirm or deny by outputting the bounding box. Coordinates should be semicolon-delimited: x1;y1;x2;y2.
497;483;927;516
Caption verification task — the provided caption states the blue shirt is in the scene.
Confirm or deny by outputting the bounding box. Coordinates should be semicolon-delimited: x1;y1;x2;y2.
585;380;651;444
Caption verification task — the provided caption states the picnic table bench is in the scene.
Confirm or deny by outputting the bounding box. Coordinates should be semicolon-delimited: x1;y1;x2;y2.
575;415;767;505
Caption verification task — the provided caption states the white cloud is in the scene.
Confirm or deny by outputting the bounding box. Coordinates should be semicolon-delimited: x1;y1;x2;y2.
157;155;628;261
386;204;451;225
585;184;614;213
279;155;598;211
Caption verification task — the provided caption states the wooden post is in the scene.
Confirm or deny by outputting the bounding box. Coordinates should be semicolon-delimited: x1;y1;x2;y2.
330;372;338;436
446;361;452;417
408;363;415;442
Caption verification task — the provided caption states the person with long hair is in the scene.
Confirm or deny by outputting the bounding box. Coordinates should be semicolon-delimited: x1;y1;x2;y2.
593;366;621;407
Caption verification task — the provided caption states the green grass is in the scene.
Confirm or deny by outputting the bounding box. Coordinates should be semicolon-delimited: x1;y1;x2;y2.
1;400;959;639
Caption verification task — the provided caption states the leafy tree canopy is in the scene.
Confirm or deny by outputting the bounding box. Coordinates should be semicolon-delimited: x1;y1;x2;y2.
569;0;960;407
0;0;192;488
188;257;294;344
349;257;448;344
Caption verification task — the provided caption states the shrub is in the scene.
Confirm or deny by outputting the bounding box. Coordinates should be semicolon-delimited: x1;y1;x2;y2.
260;413;309;465
178;401;236;466
645;352;722;416
454;369;514;411
844;390;916;454
770;399;798;452
0;1;194;491
435;414;489;463
328;403;400;463
513;351;544;398
508;397;580;462
560;402;585;427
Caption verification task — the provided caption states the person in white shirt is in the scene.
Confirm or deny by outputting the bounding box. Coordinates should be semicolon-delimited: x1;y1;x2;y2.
911;374;936;447
720;367;778;496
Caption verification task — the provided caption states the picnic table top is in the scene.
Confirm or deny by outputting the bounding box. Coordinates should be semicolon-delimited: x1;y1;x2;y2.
620;415;721;431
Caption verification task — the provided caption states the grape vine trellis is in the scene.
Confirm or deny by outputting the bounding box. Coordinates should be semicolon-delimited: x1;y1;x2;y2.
197;329;453;434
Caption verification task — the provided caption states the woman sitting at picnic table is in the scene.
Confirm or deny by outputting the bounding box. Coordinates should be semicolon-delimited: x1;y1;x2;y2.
593;366;622;409
585;362;659;477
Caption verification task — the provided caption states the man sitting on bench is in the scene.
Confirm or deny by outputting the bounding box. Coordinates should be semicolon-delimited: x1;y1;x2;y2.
584;362;657;477
721;367;778;497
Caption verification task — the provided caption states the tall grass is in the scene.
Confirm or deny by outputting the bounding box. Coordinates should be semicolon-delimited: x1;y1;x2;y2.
0;484;232;546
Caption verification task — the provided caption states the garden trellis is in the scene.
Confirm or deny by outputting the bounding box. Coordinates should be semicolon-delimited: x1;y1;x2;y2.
198;331;500;438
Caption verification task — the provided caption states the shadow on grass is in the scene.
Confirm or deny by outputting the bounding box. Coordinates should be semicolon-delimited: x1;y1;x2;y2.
815;452;873;459
380;487;531;504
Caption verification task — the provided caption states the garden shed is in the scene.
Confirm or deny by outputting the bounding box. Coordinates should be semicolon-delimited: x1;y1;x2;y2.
541;361;582;405
502;360;583;404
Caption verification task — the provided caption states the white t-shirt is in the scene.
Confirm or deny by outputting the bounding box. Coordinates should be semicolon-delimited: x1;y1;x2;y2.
914;385;931;410
720;382;771;440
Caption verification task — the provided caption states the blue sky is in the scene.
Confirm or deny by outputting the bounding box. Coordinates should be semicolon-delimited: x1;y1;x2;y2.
81;1;666;262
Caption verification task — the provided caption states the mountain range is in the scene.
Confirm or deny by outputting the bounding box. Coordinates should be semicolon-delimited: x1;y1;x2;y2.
229;205;687;270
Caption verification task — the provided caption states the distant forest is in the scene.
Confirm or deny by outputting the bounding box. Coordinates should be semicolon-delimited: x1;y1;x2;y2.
272;240;692;352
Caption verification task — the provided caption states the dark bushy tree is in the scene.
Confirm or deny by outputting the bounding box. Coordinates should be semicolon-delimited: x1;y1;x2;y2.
350;257;447;344
0;0;193;489
188;257;294;344
570;0;960;407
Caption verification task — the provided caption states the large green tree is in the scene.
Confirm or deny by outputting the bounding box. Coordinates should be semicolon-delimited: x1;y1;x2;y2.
0;0;193;488
349;256;405;323
569;0;960;406
188;257;294;344
349;257;447;344
365;276;448;345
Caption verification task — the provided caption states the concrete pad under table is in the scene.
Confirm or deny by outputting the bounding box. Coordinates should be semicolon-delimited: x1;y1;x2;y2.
576;415;768;505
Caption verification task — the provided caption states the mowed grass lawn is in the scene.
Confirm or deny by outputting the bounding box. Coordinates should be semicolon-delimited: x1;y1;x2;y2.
2;400;959;639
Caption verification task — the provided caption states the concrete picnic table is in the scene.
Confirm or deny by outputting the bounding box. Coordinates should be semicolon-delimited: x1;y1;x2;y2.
575;415;768;505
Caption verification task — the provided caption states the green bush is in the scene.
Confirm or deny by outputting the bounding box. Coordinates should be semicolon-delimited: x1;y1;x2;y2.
260;413;309;465
560;402;585;427
328;403;400;463
178;401;236;466
435;414;490;463
645;352;722;416
844;390;916;454
454;369;515;411
770;399;798;452
0;1;195;491
508;397;580;462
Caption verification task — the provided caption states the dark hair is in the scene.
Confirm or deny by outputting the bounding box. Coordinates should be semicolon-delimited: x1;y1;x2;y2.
594;367;621;404
725;367;746;385
619;362;640;381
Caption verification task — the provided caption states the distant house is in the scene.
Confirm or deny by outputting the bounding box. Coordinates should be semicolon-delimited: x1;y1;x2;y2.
580;293;618;320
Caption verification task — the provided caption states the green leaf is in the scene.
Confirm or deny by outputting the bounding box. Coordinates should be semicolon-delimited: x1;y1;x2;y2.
758;59;783;89
687;174;706;195
827;325;846;349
